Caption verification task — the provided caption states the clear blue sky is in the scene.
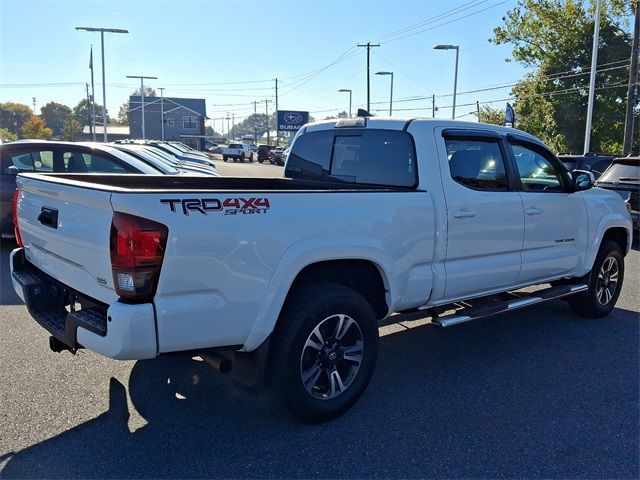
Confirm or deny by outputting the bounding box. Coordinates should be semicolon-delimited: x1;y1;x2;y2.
0;0;529;127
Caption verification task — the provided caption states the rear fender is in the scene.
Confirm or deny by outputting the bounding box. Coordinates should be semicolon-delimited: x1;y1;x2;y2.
241;237;395;351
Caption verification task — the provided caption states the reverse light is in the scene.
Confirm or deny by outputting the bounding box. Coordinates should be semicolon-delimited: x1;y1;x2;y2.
110;212;168;301
12;189;23;247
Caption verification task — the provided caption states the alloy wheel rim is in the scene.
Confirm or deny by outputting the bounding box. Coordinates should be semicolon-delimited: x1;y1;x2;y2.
596;256;619;305
299;314;364;400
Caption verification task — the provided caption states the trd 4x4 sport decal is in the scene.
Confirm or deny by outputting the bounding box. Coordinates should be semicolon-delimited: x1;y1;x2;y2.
160;197;271;216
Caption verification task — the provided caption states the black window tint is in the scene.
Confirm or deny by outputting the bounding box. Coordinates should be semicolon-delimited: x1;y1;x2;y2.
7;150;54;173
445;139;508;190
286;130;333;179
331;130;416;187
62;150;127;173
511;143;564;192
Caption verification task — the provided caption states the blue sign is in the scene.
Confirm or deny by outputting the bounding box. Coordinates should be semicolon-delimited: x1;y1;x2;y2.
504;103;515;128
277;110;309;131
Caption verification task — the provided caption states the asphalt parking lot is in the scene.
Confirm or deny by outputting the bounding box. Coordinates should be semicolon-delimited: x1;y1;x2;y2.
0;158;638;479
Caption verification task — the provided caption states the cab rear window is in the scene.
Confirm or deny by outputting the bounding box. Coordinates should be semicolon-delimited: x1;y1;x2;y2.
286;129;417;188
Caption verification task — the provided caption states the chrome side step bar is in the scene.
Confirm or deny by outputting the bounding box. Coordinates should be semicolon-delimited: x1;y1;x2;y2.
432;283;588;328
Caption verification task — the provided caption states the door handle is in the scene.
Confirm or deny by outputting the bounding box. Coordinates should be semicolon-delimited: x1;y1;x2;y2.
453;209;477;219
525;207;544;216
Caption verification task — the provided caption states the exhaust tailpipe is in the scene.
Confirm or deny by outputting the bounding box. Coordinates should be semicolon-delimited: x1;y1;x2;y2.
200;352;233;374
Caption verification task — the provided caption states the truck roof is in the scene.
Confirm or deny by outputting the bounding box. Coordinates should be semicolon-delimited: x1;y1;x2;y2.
302;117;541;142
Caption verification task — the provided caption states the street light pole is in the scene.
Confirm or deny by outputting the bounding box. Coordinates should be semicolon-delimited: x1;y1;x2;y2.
584;0;603;154
337;89;352;117
434;44;459;119
159;87;165;141
127;75;157;140
375;72;394;116
76;27;129;141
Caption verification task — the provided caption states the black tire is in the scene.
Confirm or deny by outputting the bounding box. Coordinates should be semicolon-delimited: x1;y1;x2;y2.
270;282;379;423
223;156;228;162
240;153;245;162
569;240;624;318
258;158;263;163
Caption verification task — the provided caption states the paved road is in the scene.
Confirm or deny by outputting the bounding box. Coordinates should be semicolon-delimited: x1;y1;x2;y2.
0;162;638;478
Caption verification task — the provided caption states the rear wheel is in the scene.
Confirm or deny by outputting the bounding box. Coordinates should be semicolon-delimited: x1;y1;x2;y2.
271;282;378;423
223;156;228;162
570;240;624;318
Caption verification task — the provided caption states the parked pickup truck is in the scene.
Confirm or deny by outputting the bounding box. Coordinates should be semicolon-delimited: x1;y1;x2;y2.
222;143;253;162
10;117;633;422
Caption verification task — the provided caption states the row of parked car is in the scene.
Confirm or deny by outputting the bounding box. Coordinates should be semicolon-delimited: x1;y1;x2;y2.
559;153;639;231
0;139;220;238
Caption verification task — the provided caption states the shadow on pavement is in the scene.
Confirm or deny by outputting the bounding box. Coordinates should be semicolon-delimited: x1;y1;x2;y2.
1;302;638;479
1;239;21;306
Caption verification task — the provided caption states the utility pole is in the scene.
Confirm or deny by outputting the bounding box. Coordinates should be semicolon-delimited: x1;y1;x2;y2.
226;113;230;141
90;45;96;141
264;99;273;145
476;100;481;120
231;113;235;140
32;97;36;114
357;42;380;112
584;0;603;154
253;100;258;144
432;94;436;118
623;0;640;156
85;84;92;135
275;78;279;146
126;75;158;140
159;87;165;141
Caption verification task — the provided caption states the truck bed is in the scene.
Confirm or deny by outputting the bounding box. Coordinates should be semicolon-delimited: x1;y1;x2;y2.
20;173;416;193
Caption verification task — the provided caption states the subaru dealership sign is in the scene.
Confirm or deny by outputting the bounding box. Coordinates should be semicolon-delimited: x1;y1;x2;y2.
277;110;309;131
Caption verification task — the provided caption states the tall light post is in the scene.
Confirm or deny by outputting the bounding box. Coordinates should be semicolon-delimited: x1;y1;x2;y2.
584;0;603;154
337;89;352;117
76;27;129;141
434;44;459;120
159;87;165;141
127;75;157;140
375;72;394;116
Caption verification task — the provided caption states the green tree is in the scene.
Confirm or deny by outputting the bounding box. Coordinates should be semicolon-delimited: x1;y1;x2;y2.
21;117;53;139
40;102;72;138
492;0;632;154
73;99;107;128
0;127;18;142
0;102;34;136
478;105;505;125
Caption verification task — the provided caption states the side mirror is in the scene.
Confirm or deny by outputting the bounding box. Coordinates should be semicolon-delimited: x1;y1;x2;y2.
7;165;19;175
573;169;595;191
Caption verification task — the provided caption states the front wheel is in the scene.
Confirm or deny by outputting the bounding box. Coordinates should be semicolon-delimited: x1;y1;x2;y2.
570;240;624;318
270;282;379;423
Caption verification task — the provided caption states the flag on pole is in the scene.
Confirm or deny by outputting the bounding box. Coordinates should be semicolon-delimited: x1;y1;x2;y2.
504;103;515;128
89;46;93;70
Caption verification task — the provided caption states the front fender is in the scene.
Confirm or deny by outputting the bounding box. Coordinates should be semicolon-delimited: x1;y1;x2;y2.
576;213;632;277
241;237;395;351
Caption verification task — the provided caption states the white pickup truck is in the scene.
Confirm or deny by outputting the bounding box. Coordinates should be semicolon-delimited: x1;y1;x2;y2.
222;143;253;162
10;117;632;422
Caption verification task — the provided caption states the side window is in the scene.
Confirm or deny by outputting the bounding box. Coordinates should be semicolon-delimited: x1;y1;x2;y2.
285;130;333;179
62;150;127;173
444;138;509;191
510;143;564;192
6;150;54;173
330;130;416;187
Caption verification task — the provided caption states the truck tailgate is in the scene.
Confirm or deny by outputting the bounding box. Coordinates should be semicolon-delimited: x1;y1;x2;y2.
15;175;117;305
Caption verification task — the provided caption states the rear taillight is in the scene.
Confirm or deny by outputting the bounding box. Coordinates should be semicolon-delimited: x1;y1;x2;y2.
110;212;168;301
12;189;23;247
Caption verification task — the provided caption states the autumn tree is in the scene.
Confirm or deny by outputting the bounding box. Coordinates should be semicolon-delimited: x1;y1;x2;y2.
21;117;53;139
492;0;632;154
0;102;34;136
0;127;18;142
478;105;505;125
40;102;72;137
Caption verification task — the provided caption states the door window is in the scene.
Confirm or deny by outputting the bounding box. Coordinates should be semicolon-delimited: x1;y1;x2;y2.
5;150;54;173
62;150;127;173
444;138;509;190
510;143;564;192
